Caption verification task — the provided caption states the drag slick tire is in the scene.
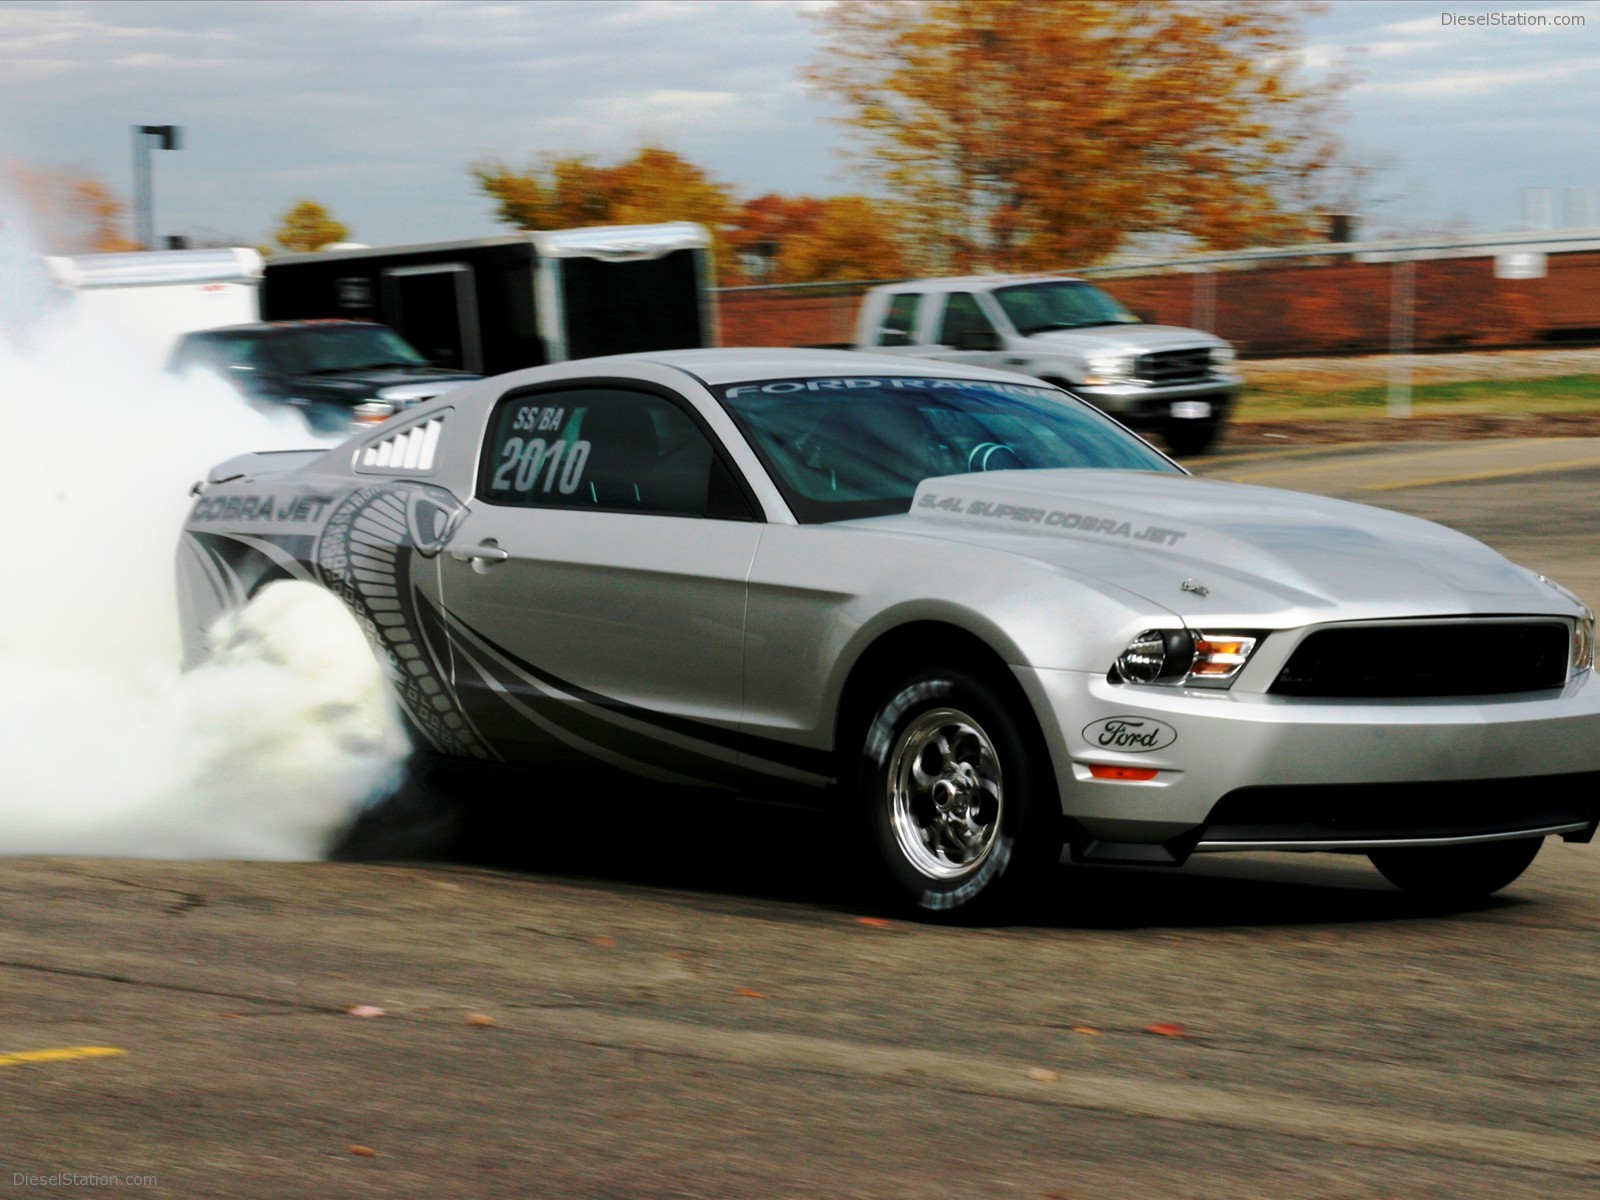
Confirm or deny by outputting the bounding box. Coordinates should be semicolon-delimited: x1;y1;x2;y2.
860;667;1061;920
1368;837;1543;901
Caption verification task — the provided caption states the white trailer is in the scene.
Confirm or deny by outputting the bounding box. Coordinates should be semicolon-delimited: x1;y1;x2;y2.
44;248;263;364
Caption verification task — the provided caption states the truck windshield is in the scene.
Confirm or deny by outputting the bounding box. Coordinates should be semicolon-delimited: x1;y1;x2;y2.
273;326;433;374
716;375;1177;523
992;281;1141;334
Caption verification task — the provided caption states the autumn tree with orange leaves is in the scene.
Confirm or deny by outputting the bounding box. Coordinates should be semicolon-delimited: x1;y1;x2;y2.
806;0;1346;274
274;199;351;253
475;147;738;277
473;154;617;232
3;162;140;253
475;149;911;284
729;193;907;283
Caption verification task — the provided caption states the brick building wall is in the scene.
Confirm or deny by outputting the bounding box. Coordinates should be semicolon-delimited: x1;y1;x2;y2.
716;249;1600;357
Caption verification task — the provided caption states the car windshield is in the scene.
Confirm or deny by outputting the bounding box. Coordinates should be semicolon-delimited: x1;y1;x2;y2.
992;281;1141;334
715;375;1178;523
272;326;432;374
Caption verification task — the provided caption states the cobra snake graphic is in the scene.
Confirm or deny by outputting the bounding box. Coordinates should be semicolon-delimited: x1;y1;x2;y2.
314;483;492;760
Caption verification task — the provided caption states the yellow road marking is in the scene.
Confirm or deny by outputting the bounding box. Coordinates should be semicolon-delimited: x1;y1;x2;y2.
1362;456;1600;492
0;1046;126;1068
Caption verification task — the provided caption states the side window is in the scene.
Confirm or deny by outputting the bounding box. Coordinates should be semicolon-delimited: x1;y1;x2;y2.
174;334;260;374
875;293;923;346
211;334;267;371
937;292;995;346
480;386;755;520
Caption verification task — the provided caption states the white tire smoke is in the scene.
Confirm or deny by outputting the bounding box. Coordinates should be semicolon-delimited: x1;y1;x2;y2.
0;202;411;859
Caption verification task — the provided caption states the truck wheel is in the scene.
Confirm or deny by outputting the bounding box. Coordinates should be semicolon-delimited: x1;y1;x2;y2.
1163;421;1221;457
859;667;1062;919
1368;837;1542;901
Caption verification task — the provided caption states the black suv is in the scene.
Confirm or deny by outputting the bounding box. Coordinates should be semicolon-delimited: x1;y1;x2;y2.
169;320;480;435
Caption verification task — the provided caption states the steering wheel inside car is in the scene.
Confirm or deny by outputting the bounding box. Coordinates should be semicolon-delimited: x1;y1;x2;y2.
967;442;1023;472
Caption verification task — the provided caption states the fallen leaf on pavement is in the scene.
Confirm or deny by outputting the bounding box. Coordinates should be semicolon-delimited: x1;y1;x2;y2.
1026;1067;1060;1082
348;1145;376;1158
1070;1026;1102;1037
855;917;892;928
734;988;769;1000
465;1013;497;1027
346;1006;386;1019
1144;1023;1193;1038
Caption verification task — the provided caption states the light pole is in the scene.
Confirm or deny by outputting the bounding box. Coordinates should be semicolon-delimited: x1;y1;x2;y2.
132;124;181;250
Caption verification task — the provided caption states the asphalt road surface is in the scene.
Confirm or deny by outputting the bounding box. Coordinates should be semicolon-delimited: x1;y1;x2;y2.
6;438;1600;1200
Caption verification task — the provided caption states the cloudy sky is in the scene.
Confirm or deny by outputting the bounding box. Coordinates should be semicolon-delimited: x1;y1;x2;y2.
1;0;1597;252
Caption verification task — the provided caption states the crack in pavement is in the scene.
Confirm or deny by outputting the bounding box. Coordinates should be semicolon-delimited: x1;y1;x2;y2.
0;959;331;1012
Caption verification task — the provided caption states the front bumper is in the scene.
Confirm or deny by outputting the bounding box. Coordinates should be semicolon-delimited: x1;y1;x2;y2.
1016;665;1600;863
1071;377;1238;427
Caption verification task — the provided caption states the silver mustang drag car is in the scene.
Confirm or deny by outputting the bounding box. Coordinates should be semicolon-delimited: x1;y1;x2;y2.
178;349;1600;916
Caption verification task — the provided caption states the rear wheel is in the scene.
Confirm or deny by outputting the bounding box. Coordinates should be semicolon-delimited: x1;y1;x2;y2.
1368;837;1542;901
860;667;1062;919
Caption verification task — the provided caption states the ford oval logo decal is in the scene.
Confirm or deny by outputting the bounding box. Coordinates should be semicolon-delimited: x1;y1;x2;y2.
1082;716;1177;753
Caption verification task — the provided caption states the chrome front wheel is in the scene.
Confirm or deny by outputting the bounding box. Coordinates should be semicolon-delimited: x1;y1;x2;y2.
887;708;1004;880
861;667;1061;918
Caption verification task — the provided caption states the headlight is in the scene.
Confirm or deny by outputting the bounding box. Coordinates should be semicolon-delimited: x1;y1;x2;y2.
1210;345;1237;368
1084;350;1138;384
1113;628;1193;684
1112;629;1260;688
1575;608;1595;674
352;400;398;425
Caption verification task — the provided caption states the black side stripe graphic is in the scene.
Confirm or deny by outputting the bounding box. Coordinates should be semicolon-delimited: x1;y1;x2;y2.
447;627;733;788
446;612;835;782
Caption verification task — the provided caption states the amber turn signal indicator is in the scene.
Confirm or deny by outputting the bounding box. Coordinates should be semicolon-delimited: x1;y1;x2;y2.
1088;764;1159;782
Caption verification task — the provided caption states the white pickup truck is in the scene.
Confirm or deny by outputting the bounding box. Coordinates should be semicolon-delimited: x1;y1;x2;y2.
853;275;1240;455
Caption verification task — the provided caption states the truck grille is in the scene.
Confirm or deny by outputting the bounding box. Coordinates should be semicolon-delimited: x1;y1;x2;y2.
1133;348;1214;385
1270;621;1570;698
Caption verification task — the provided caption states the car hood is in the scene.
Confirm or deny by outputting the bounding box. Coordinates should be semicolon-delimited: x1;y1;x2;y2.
289;366;477;388
864;470;1571;627
1024;324;1226;353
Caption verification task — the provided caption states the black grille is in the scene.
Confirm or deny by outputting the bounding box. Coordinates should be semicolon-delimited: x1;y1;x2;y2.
1271;621;1569;698
1134;347;1213;385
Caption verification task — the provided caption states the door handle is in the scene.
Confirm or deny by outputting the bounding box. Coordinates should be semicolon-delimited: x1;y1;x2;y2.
450;539;510;573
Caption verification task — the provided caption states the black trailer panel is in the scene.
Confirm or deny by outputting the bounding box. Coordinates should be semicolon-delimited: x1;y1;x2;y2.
263;224;713;377
556;250;705;360
263;238;540;375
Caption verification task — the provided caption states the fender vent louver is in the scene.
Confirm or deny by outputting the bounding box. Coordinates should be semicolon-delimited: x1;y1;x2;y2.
356;414;447;474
